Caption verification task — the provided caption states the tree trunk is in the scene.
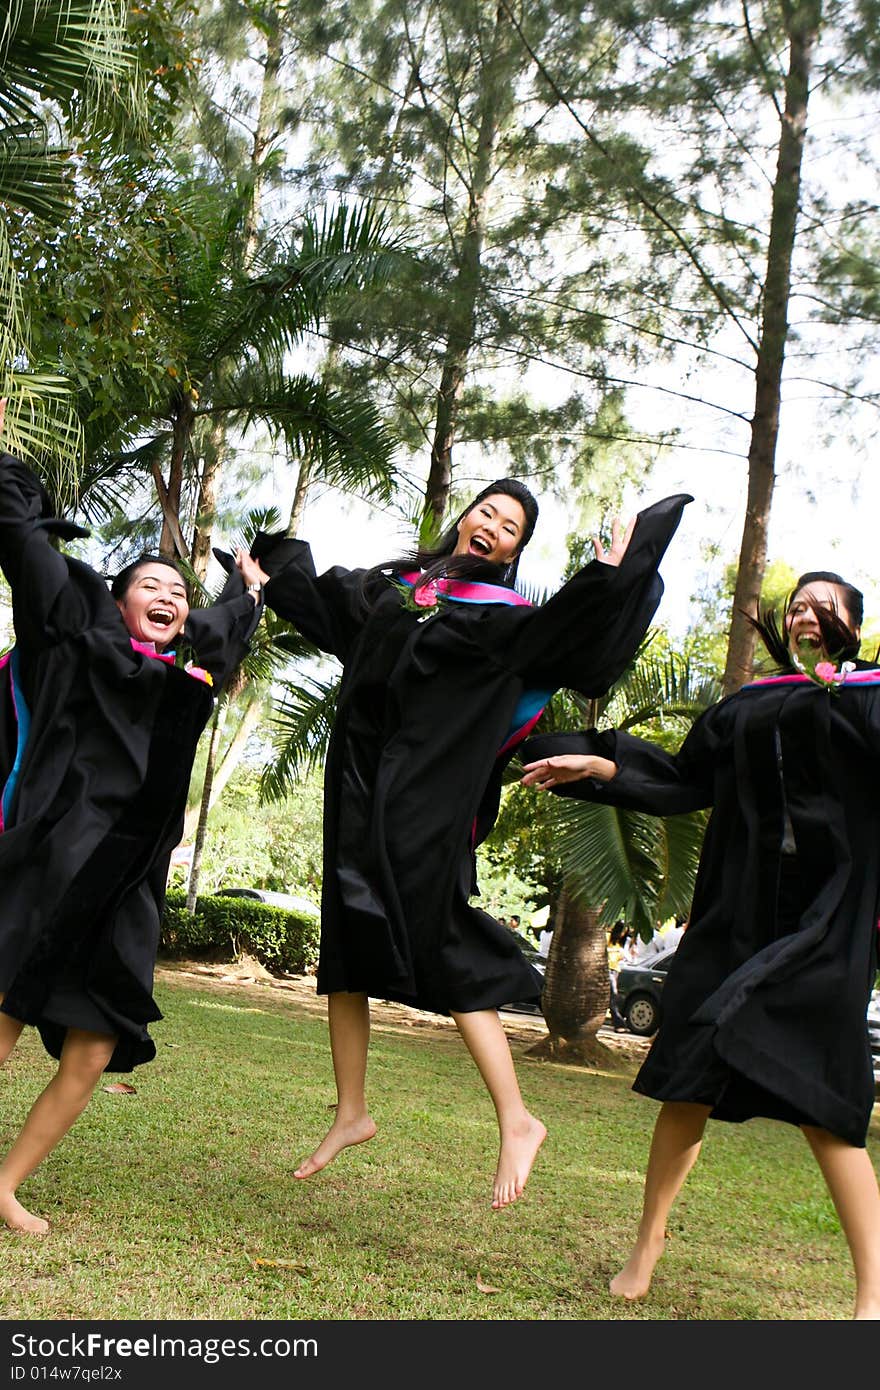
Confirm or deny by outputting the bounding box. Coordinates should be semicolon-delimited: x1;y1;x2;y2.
156;395;194;560
243;12;283;268
181;693;261;844
722;0;821;695
527;879;626;1068
185;698;226;910
190;416;226;579
423;4;512;530
189;15;283;575
285;454;312;537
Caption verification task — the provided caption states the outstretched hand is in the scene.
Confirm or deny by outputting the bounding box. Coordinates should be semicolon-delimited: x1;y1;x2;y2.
592;515;636;567
520;753;618;789
235;548;271;589
0;398;6;440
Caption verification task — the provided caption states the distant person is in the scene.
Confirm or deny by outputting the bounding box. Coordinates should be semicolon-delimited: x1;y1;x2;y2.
509;914;521;935
607;921;630;1031
634;926;667;964
662;918;686;952
522;570;880;1318
537;927;554;959
251;479;690;1208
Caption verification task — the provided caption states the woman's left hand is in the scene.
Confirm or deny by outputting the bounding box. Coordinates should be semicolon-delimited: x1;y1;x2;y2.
520;753;618;789
592;515;636;567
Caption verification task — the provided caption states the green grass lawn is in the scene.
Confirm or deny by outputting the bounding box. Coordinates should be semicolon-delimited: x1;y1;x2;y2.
1;967;876;1321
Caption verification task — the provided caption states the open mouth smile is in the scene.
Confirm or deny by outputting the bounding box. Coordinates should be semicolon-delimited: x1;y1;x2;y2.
468;536;494;557
146;608;175;628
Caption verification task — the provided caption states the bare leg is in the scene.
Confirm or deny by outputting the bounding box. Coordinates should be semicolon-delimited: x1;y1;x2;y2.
294;991;377;1179
802;1125;880;1319
0;1027;117;1235
451;1007;546;1209
0;995;25;1065
611;1100;711;1299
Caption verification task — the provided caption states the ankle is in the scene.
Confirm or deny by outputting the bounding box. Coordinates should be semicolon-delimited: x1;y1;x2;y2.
332;1104;371;1125
636;1225;667;1248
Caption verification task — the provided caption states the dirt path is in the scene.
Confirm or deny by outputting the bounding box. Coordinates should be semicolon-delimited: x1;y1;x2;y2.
155;956;650;1062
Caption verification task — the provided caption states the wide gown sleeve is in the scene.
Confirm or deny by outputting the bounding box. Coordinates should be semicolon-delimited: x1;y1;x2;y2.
250;531;367;663
0;452;94;650
479;494;692;695
183;548;263;689
522;708;721;816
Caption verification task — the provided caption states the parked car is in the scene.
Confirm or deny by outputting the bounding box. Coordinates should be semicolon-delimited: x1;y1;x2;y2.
614;961;880;1051
501;931;547;1016
613;946;678;1036
216;887;320;919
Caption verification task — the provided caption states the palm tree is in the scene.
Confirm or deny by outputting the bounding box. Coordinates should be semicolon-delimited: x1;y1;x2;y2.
503;651;720;1066
71;175;405;556
0;0;140;489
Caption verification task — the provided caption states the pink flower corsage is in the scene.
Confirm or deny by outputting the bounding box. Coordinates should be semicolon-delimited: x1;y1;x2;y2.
412;580;440;608
392;577;447;622
792;653;855;692
185;663;214;687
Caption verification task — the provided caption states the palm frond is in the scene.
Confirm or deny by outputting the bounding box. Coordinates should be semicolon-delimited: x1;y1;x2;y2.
75;461;153;527
0;131;69;217
655;809;708;922
553;799;663;939
1;370;83;504
259;671;341;803
528;648;717;935
295;201;409;300
0;1;137;130
227;505;282;553
607;652;721;731
196;201;408;367
220;368;398;503
232;611;322;689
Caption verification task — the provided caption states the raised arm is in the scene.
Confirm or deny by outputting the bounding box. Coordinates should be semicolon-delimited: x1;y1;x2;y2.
480;494;692;695
183;547;264;689
250;531;367;663
0;451;95;652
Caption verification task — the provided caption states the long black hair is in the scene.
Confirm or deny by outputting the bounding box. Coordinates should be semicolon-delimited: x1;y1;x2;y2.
363;477;539;602
110;554;190;602
747;570;863;672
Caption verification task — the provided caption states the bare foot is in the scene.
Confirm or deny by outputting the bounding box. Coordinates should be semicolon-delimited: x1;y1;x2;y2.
293;1114;377;1178
492;1115;547;1209
609;1231;667;1299
0;1192;49;1235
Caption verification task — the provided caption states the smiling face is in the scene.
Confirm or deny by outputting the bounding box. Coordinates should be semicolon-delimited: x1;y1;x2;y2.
115;562;189;649
452;492;527;567
785;580;860;658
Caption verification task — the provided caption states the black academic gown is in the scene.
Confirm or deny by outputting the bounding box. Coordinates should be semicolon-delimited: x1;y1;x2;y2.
0;454;261;1070
255;494;690;1016
523;667;880;1146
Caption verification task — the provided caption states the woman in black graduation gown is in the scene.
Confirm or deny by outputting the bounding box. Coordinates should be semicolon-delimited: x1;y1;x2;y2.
521;573;880;1317
249;478;690;1207
0;411;262;1234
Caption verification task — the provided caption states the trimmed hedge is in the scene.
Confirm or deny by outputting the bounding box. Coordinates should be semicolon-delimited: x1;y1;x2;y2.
160;891;320;975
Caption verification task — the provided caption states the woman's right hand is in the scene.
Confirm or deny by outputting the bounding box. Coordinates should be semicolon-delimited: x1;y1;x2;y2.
520;753;618;789
235;548;271;589
592;515;636;567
